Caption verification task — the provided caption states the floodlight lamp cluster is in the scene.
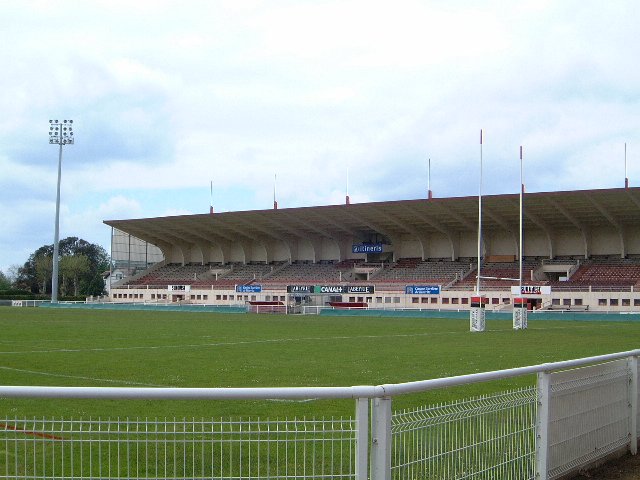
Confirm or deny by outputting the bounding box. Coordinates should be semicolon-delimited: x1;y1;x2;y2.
49;119;74;145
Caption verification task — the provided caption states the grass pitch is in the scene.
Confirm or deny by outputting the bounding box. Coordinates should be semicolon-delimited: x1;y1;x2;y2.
1;306;639;419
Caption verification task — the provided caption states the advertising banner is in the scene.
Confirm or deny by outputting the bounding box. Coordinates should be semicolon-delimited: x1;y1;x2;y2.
470;296;488;308
168;285;191;292
405;285;440;295
236;284;262;293
287;285;314;294
352;243;383;254
312;285;376;294
513;297;527;308
510;286;551;295
287;285;375;294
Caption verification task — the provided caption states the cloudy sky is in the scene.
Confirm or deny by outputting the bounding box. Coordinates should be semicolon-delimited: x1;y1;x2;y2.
1;0;638;272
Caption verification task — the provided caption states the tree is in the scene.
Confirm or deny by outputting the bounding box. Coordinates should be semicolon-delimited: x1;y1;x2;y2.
59;254;91;296
34;255;53;294
15;245;54;293
16;237;109;297
0;270;11;290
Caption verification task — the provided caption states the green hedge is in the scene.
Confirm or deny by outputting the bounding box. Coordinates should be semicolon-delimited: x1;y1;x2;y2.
0;294;48;301
0;289;33;296
0;293;85;301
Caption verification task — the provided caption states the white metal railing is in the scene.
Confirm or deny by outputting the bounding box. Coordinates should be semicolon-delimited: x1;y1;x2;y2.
2;350;640;479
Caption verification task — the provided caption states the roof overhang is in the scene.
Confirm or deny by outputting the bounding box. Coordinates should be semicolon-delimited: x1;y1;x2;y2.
104;187;640;247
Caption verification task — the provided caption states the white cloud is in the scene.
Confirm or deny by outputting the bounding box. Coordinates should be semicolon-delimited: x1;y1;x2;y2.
0;0;639;270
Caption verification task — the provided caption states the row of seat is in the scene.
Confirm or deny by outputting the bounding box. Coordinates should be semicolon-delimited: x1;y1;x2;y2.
120;258;640;289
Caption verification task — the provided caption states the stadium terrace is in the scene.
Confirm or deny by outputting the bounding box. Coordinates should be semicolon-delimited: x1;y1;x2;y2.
104;186;640;313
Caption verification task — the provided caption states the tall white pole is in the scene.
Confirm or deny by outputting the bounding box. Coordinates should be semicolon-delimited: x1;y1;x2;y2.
519;145;523;292
477;130;483;295
514;145;528;330
51;142;63;303
470;129;486;332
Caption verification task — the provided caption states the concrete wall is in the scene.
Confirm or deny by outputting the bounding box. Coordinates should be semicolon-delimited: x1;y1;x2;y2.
111;284;640;313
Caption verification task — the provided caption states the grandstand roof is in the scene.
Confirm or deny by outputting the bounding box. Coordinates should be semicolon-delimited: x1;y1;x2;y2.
104;187;640;248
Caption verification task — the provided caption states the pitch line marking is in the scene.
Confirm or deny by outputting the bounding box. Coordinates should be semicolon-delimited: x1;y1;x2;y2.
0;324;614;356
0;366;167;387
0;330;474;354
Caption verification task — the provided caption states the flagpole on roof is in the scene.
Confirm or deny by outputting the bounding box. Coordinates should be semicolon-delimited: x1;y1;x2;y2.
210;180;214;214
427;158;432;199
273;174;278;210
346;166;350;205
625;143;629;189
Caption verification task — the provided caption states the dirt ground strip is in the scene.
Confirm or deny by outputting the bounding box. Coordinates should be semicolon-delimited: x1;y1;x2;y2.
570;453;640;479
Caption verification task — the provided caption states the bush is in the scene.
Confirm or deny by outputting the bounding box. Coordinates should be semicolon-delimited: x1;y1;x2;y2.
59;295;87;302
0;289;33;296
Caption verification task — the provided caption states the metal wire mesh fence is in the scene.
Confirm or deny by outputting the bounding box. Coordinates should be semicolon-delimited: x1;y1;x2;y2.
547;359;632;479
1;416;357;479
2;350;640;480
391;387;537;480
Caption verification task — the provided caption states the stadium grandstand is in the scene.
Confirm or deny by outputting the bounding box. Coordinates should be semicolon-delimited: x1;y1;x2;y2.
104;186;640;312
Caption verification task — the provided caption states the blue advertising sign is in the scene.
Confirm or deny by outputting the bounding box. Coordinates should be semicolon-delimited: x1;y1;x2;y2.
236;284;262;293
405;285;440;295
352;243;383;254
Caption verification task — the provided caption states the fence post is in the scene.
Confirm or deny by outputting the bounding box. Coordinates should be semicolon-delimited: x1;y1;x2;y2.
355;397;369;480
536;371;551;480
370;396;392;480
629;355;638;455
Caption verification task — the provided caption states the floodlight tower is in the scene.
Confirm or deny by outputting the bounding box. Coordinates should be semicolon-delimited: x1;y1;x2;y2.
49;119;74;303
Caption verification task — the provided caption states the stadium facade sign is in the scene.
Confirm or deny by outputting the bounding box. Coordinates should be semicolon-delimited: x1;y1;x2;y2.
236;284;262;293
313;285;375;294
315;285;345;294
168;285;191;292
287;285;375;294
347;285;375;294
510;285;551;295
352;243;383;254
405;285;441;295
287;285;314;294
